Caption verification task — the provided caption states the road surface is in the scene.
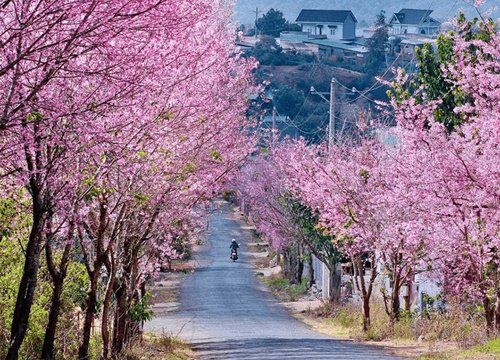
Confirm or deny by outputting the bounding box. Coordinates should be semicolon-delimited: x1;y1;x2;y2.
146;204;403;359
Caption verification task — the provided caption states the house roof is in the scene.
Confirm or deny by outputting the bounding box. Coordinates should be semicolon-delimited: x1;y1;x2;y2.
392;9;434;25
296;9;357;24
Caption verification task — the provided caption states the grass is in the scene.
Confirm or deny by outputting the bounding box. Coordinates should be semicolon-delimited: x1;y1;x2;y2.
301;300;498;359
266;276;289;290
295;313;352;339
419;338;500;360
262;274;309;302
473;337;500;354
125;333;195;360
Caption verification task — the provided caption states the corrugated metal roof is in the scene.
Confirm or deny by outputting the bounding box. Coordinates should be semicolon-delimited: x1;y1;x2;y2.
304;39;368;53
280;32;367;53
400;38;436;46
280;32;311;43
296;9;357;24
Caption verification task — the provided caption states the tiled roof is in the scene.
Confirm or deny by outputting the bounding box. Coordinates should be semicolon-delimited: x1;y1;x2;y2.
393;9;433;25
296;9;357;24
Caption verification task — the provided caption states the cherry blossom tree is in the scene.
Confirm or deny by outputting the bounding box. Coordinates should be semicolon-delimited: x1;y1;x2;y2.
274;138;382;330
0;0;255;358
267;14;498;332
386;20;499;332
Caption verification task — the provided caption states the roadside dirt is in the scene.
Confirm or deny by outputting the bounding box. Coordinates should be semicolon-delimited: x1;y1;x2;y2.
149;242;201;316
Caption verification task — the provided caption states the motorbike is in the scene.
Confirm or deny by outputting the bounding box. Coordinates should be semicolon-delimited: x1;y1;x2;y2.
230;248;238;262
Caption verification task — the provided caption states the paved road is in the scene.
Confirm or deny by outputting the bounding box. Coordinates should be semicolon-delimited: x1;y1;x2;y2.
146;204;403;359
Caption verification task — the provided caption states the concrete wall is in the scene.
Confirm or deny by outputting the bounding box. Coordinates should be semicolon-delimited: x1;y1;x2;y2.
311;253;443;311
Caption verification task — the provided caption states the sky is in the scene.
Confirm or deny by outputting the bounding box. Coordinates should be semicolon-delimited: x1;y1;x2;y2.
233;0;500;27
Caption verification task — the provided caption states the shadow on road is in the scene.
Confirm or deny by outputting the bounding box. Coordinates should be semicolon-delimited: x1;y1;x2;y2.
193;337;404;359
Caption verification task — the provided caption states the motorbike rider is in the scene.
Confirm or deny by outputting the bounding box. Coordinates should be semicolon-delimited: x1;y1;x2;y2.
229;239;239;259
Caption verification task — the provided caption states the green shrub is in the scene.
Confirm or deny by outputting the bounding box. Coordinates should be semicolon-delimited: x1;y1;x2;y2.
0;197;89;359
129;292;154;322
336;307;357;328
289;278;309;301
89;335;102;360
392;313;413;340
266;276;289;290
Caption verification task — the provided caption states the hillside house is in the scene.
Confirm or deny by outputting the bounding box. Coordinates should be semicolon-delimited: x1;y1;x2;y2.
389;9;441;36
295;9;357;40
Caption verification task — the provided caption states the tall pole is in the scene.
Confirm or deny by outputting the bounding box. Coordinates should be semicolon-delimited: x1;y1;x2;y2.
254;7;259;39
272;106;276;145
328;77;336;150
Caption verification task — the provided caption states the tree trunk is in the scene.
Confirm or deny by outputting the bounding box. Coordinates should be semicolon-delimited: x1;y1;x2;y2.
352;253;377;332
78;269;99;359
101;254;116;360
112;276;129;356
282;244;303;285
112;239;133;356
403;281;411;313
484;295;495;337
362;295;371;332
281;248;289;278
328;264;341;303
41;238;73;360
126;257;142;344
297;253;304;285
495;290;500;336
6;195;45;360
390;275;401;322
79;200;108;360
41;275;65;360
307;252;315;288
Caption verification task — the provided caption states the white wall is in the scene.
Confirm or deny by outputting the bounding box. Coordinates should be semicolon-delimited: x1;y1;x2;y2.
390;24;430;35
300;23;345;40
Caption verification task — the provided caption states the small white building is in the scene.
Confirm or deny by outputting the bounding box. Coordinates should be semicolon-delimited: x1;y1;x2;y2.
389;9;441;36
295;9;357;40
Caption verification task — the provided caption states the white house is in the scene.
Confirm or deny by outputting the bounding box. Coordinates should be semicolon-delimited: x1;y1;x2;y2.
389;9;441;36
295;9;357;40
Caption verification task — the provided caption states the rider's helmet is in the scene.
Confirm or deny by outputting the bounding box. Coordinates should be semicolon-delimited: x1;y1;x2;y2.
231;239;236;242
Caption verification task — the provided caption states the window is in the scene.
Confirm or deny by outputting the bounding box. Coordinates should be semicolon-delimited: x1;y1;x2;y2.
330;28;336;36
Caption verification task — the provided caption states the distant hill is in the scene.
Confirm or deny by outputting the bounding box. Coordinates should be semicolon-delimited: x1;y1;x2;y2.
234;0;499;27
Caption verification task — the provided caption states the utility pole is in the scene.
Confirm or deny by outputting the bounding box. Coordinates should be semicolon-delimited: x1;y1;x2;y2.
310;76;336;151
328;77;336;150
254;7;260;39
272;106;277;145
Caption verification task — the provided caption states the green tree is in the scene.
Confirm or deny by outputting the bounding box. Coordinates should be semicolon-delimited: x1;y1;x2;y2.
415;14;496;131
253;36;283;58
392;13;497;132
414;39;467;131
287;23;302;32
255;8;288;37
273;85;305;118
281;196;343;301
252;36;286;65
365;11;388;75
